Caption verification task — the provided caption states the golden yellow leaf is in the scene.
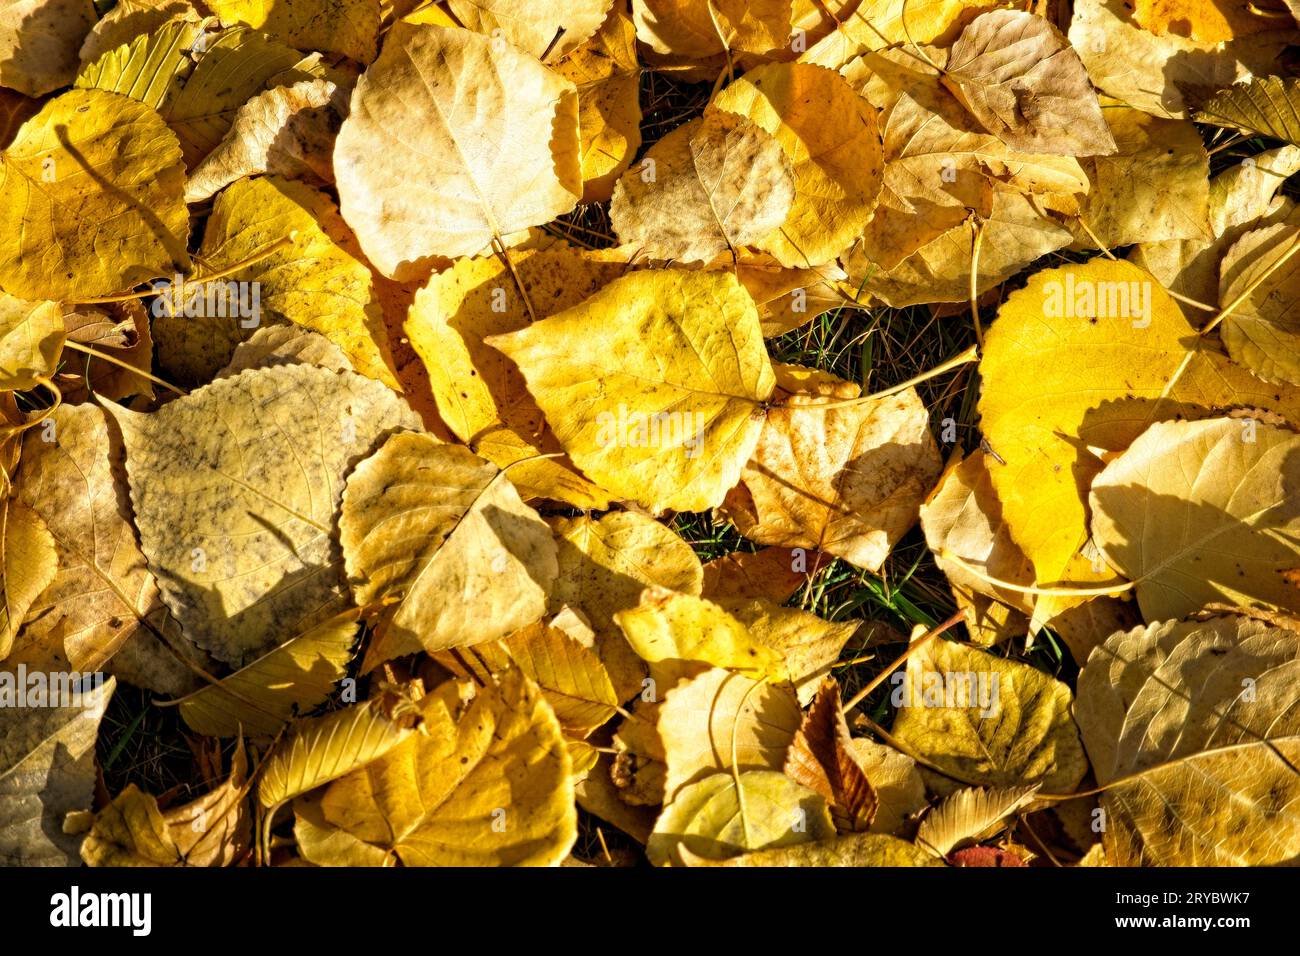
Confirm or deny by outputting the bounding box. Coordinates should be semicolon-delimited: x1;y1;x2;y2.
502;614;620;736
647;769;834;865
258;695;418;811
0;89;189;300
611;111;794;264
0;498;56;661
488;269;775;512
107;364;421;666
1197;75;1300;147
1090;416;1300;621
892;638;1087;795
0;293;62;391
405;245;624;508
1071;103;1211;249
207;0;381;62
82;744;250;866
914;784;1038;858
335;23;581;279
1217;212;1300;385
1128;0;1276;42
978;259;1190;600
718;596;860;705
681;830;942;866
339;431;557;654
633;0;793;57
78;0;199;66
156;175;398;388
554;7;642;202
710;62;882;268
174;609;359;737
846;737;927;836
77;18;304;167
310;671;577;866
615;586;787;681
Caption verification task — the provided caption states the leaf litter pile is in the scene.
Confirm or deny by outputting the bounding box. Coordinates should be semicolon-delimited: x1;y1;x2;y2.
5;0;1300;870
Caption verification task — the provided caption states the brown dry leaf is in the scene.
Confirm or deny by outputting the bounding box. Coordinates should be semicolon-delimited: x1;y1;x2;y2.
1197;76;1300;147
700;547;806;604
721;369;941;572
14;404;172;673
784;678;878;831
611;111;794;264
184;79;340;203
335;23;581;279
942;9;1115;157
340;431;558;655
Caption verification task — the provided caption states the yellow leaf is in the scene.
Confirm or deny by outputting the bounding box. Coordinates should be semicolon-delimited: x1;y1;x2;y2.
82;744;250;866
647;769;834;865
0;498;56;661
335;23;581;279
77;18;304;166
339;431;558;654
258;695;418;811
1197;75;1300;146
0;89;189;299
1217;212;1300;384
554;7;642;202
1090;416;1300;621
503;616;620;735
310;671;577;866
718;597;859;705
892;638;1087;795
174;609;359;737
207;0;381;62
659;666;802;801
445;0;611;61
405;245;624;508
15;404;170;673
488;269;775;512
614;586;787;681
0;0;96;96
156;175;398;388
611;111;793;264
0;676;113;865
0;293;62;391
722;372;940;571
710;62;882;268
681;830;941;866
1076;613;1300;864
107;364;421;666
